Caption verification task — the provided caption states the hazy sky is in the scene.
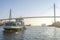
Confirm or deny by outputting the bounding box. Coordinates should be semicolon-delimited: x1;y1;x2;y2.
0;0;60;25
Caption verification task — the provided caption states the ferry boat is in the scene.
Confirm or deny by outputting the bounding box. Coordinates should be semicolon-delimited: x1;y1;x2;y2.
3;9;25;32
3;19;25;32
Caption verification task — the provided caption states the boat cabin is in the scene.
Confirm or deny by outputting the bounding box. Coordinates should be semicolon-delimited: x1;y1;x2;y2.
4;21;24;26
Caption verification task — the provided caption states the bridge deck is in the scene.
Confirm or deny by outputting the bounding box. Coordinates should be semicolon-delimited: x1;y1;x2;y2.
0;16;60;20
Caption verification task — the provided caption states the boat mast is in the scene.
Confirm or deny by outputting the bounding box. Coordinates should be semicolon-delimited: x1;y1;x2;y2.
54;3;56;23
9;9;12;21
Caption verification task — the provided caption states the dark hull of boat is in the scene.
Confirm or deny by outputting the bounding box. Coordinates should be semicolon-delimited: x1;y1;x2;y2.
3;28;24;33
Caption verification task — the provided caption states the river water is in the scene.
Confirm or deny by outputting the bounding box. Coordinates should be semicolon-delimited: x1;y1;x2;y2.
0;26;60;40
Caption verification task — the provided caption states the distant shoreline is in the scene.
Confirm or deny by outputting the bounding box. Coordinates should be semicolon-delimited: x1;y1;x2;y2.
48;21;60;28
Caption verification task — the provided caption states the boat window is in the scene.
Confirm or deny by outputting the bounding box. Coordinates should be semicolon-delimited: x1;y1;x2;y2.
4;22;16;26
16;22;22;26
4;21;23;26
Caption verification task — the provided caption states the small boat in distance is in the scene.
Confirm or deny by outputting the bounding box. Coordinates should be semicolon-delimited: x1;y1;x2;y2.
26;24;31;26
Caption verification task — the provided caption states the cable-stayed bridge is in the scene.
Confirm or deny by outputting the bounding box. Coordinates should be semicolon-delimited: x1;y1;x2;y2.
0;3;60;22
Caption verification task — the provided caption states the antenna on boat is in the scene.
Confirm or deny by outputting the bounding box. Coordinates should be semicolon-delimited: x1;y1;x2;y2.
54;3;56;23
9;8;12;21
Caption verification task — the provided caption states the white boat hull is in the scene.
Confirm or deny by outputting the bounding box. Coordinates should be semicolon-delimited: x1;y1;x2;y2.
3;26;25;32
4;26;23;29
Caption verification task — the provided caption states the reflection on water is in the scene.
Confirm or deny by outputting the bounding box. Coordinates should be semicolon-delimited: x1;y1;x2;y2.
2;31;24;40
0;26;60;40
